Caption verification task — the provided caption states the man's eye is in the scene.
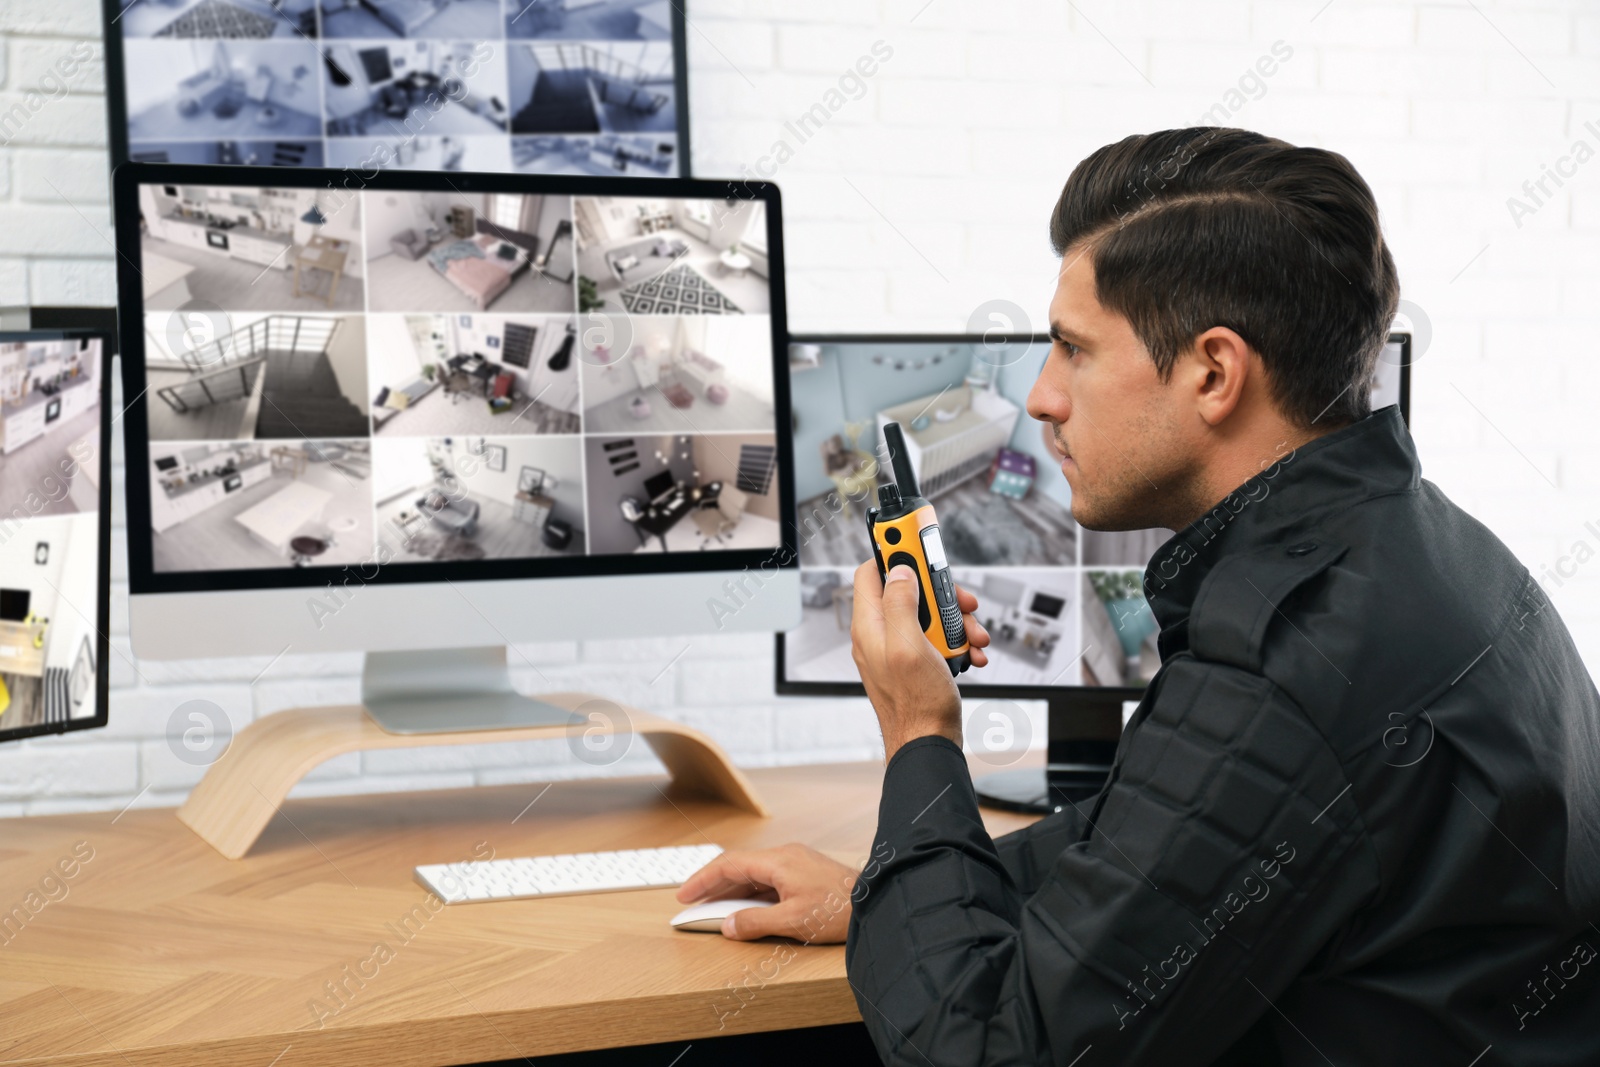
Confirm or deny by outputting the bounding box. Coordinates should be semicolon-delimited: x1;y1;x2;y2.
1062;343;1080;358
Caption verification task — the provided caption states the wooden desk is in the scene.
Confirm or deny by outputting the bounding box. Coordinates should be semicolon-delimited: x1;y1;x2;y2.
443;356;498;401
0;761;1035;1066
631;481;721;552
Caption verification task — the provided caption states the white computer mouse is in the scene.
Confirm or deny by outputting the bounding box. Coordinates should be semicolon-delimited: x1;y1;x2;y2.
669;898;774;933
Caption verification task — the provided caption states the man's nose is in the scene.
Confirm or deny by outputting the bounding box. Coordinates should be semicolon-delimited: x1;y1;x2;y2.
1026;376;1067;424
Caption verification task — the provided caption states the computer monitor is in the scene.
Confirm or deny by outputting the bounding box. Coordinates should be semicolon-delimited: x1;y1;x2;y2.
0;329;112;744
1029;592;1064;620
643;469;675;503
114;163;795;731
0;590;31;622
777;332;1412;810
100;1;692;178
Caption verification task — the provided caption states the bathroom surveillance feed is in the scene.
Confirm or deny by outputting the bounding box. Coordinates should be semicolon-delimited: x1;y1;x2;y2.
0;335;104;736
112;4;684;178
137;185;779;573
786;337;1410;689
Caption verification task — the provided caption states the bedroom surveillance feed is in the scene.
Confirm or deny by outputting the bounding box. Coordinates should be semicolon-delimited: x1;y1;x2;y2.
0;336;104;738
136;184;780;573
111;2;685;177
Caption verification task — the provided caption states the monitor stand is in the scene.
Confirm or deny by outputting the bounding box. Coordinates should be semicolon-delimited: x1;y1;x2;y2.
362;646;578;733
175;646;768;859
973;692;1127;815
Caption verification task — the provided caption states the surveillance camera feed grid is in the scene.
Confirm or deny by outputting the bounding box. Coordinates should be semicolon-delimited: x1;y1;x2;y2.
114;4;685;178
0;335;104;735
137;185;779;573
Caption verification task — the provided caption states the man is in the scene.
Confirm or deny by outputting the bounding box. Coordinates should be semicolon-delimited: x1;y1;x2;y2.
678;128;1600;1064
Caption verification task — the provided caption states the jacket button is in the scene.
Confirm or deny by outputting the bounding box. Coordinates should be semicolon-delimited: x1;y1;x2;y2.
1287;541;1318;557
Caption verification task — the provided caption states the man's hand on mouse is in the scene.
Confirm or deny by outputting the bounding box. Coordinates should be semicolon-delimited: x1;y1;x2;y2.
851;560;990;762
676;844;857;942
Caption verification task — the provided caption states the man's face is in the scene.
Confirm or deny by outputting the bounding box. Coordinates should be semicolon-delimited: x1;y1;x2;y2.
1026;244;1196;532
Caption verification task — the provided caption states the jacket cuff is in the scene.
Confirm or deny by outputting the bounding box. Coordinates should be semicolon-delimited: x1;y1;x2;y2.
878;734;978;831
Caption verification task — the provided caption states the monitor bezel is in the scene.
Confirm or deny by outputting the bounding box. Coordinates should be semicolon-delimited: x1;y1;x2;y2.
114;163;793;596
773;331;1412;700
1390;332;1412;426
98;2;695;178
0;328;114;745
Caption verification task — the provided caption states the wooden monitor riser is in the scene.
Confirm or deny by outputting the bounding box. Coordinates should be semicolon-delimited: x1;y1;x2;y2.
177;692;768;859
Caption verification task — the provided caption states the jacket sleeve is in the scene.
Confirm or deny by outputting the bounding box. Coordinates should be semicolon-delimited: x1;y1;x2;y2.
992;807;1087;897
845;656;1382;1067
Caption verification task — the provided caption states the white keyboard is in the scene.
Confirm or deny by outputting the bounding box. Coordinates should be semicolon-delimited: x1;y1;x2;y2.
414;843;724;904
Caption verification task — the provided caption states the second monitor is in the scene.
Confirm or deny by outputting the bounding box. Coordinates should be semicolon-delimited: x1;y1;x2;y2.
778;332;1411;811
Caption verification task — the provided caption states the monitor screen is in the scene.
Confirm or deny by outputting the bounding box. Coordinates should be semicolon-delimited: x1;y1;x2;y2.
1029;592;1065;620
102;3;690;178
776;334;1411;696
644;470;675;502
0;590;31;622
0;332;110;742
357;47;394;85
117;166;789;595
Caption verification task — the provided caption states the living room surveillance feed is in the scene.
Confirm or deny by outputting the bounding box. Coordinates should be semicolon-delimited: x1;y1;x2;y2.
136;184;779;573
0;337;103;735
113;3;684;177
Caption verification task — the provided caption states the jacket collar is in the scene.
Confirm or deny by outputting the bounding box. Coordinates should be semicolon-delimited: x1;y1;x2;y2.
1141;406;1420;652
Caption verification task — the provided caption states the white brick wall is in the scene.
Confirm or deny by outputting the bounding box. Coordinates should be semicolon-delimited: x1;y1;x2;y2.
2;0;1597;816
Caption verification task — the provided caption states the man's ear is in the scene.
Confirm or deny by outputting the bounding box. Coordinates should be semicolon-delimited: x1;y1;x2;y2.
1183;327;1253;427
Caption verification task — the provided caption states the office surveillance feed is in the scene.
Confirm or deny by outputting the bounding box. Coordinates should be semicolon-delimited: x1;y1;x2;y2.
0;336;104;739
107;1;687;177
786;336;1412;690
137;185;780;573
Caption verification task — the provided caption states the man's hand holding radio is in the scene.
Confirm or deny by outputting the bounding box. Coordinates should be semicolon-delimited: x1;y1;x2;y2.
851;560;990;762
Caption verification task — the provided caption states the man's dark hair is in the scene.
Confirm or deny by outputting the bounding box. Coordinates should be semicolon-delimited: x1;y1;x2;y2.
1050;128;1399;426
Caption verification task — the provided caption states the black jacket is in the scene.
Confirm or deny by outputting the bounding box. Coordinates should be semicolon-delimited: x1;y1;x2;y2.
846;408;1600;1066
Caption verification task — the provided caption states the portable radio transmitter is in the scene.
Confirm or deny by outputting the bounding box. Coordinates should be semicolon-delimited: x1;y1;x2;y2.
866;421;973;676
